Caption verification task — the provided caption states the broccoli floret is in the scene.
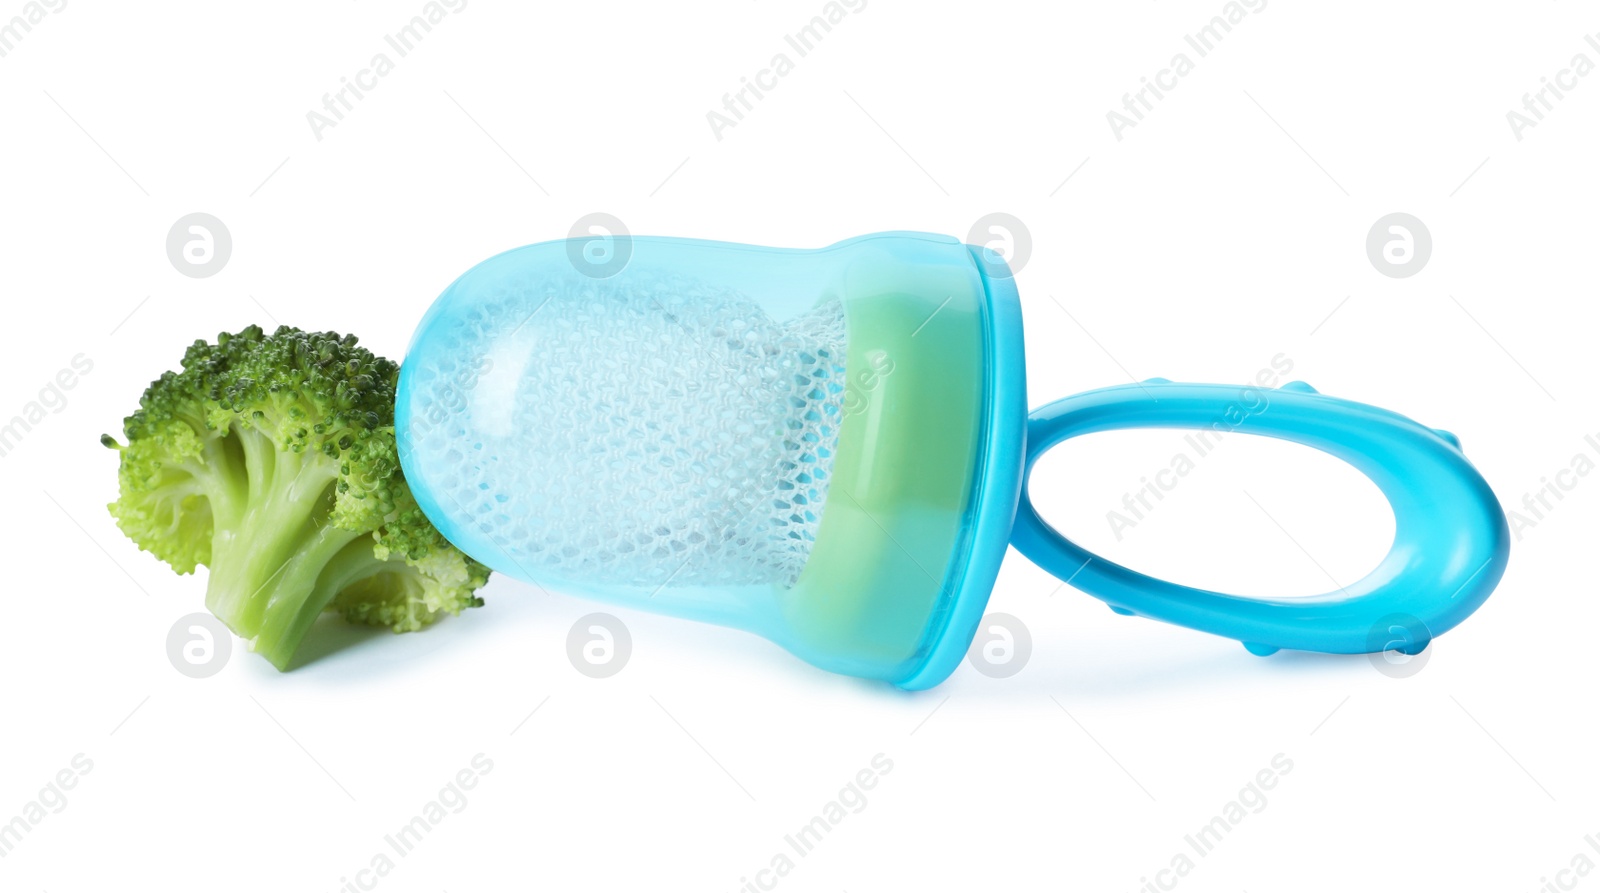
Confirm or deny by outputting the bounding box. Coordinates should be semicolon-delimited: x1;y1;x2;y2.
104;325;489;669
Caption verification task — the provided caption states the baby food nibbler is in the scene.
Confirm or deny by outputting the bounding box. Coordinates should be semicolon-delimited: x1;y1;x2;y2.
396;231;1510;689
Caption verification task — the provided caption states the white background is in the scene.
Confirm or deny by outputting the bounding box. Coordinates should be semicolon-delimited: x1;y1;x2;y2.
2;1;1596;890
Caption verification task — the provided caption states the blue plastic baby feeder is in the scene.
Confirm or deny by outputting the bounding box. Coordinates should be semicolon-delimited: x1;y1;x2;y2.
396;231;1510;689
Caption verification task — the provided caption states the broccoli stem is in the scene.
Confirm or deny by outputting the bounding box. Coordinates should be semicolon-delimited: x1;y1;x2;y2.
201;427;367;669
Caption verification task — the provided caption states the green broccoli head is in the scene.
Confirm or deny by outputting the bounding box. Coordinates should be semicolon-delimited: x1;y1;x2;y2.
105;325;488;669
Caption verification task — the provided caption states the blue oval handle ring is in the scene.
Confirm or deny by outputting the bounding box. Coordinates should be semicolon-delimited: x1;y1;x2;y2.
1010;380;1511;655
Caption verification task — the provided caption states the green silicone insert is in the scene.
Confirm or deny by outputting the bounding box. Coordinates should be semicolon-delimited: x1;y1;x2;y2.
779;239;988;681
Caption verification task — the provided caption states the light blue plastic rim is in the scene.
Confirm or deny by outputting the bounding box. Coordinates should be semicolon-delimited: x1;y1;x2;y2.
1008;381;1512;655
894;248;1027;690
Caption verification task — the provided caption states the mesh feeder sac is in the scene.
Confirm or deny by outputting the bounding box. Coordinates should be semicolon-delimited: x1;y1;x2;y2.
396;231;1510;689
